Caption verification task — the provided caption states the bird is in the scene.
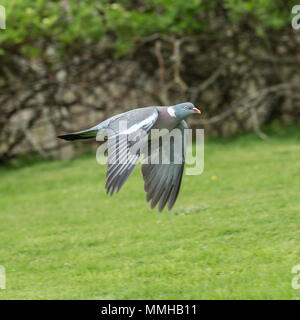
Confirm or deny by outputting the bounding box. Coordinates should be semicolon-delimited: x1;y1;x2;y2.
58;102;201;212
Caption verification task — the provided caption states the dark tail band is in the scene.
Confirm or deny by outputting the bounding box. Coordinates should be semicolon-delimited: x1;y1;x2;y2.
57;129;98;141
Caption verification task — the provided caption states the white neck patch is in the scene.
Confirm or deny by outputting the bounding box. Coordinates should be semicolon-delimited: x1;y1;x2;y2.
167;107;176;118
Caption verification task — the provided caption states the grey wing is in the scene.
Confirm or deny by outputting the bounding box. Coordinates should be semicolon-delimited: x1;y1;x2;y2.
105;107;158;195
142;120;188;212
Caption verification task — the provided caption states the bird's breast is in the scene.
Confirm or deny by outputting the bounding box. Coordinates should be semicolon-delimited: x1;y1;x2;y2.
152;107;179;130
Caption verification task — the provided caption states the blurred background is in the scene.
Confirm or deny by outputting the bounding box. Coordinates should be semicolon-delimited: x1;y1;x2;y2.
0;0;299;162
1;1;300;300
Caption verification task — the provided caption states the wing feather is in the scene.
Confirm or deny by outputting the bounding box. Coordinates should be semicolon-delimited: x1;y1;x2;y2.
142;120;188;212
104;108;158;195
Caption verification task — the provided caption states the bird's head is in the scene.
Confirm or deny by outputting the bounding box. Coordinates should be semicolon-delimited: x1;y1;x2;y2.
169;102;201;120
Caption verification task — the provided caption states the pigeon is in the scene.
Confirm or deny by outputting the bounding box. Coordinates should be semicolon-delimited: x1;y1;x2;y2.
58;102;201;212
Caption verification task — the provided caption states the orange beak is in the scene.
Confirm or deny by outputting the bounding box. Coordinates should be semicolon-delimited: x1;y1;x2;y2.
193;107;201;114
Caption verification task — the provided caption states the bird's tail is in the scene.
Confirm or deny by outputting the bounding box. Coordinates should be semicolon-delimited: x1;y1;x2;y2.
58;128;98;141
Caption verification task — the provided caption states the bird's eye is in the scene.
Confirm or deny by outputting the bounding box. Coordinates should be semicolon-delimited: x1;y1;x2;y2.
184;106;189;110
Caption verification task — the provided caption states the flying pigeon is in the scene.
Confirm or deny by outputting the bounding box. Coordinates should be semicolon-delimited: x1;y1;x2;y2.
58;102;201;212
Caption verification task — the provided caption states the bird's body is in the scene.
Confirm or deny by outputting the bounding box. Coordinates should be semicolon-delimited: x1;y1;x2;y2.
58;102;201;212
152;107;180;130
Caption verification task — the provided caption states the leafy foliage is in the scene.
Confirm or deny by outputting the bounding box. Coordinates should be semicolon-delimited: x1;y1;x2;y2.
0;0;294;57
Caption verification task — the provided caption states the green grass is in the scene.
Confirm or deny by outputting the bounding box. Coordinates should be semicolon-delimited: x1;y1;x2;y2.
1;128;300;299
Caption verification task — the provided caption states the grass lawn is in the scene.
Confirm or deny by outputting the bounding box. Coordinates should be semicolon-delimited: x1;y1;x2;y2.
0;127;300;299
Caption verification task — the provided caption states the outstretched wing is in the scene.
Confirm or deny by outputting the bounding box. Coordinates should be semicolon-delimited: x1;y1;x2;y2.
105;107;158;195
142;120;188;212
